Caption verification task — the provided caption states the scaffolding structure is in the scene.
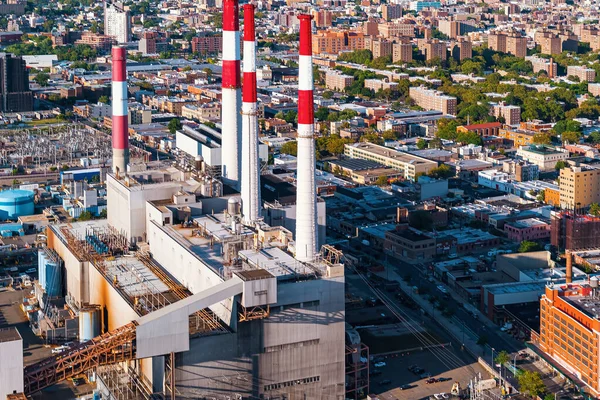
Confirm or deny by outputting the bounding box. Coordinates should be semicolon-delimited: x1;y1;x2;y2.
96;363;154;400
345;343;369;400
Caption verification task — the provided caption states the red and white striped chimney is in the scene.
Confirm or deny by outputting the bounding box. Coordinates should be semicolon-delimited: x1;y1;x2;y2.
295;15;317;262
111;46;129;175
221;0;242;190
241;4;261;225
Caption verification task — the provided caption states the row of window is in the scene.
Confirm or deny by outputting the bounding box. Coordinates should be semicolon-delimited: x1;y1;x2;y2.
264;339;320;354
264;376;320;392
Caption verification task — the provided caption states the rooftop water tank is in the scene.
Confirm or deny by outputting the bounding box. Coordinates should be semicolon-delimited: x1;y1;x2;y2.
0;189;34;219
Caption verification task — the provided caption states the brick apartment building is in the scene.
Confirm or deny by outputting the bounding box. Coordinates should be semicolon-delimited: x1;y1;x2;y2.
409;86;457;115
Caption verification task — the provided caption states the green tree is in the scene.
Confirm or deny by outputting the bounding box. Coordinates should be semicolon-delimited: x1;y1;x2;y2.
555;160;567;170
590;203;600;217
495;350;510;366
375;175;388;186
561;131;581;144
34;72;50;87
416;139;427;149
436;119;459;140
537;190;546;203
322;91;333;99
456;131;483;145
99;208;107;218
429;137;442;149
168;118;182;134
428;164;454;179
78;210;93;221
519;240;542;253
517;370;545;398
553;119;582;134
315;107;330;121
280;141;297;156
532;133;552;145
587;131;600;144
98;95;110;104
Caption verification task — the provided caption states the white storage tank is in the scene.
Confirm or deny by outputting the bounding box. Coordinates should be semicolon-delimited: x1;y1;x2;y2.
79;305;101;342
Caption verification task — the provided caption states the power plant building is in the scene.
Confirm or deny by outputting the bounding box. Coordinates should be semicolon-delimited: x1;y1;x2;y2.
15;6;346;400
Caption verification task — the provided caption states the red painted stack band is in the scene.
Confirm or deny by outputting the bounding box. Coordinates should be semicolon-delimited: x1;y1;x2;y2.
221;0;242;188
242;4;256;104
111;46;129;174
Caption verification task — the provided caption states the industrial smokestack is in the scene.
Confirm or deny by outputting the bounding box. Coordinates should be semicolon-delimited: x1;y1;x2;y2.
241;4;261;225
111;46;129;175
221;0;242;190
295;14;316;263
566;251;573;284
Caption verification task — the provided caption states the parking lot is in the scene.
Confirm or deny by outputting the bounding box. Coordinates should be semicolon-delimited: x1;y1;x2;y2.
369;349;489;400
0;287;52;365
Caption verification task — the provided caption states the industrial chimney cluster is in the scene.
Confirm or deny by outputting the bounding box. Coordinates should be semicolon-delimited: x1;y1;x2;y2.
110;7;317;262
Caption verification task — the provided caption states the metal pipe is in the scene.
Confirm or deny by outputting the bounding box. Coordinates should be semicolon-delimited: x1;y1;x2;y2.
111;46;129;175
294;14;317;263
241;4;261;225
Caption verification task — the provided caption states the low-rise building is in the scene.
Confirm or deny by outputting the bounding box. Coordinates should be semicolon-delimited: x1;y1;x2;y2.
499;128;536;147
504;218;550;242
478;169;513;192
344;142;437;181
516;145;569;171
457;122;501;137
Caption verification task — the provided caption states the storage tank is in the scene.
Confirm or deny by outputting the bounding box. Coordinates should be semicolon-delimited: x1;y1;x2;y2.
0;189;34;219
79;305;101;342
38;248;63;297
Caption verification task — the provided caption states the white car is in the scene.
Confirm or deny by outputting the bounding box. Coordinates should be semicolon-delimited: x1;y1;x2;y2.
52;346;67;354
434;393;450;399
374;362;386;368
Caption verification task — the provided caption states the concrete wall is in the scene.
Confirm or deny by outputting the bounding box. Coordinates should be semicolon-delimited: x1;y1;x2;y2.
0;336;23;397
146;220;236;327
263;201;327;249
48;227;89;306
107;174;184;243
87;262;138;332
175;276;345;399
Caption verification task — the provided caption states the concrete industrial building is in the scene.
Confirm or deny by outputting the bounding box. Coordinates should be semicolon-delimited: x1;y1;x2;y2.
8;8;346;400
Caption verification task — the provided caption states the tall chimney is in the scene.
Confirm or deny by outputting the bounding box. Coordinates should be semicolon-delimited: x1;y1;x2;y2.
566;250;573;284
295;14;317;263
111;46;129;175
241;4;261;225
221;0;242;190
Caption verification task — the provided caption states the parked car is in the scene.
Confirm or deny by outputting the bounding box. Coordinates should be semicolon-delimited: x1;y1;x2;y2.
426;378;438;384
438;377;452;382
400;384;415;390
420;372;432;379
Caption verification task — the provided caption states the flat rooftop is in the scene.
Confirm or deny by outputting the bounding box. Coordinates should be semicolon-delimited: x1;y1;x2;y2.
347;143;437;166
565;295;600;319
102;256;171;306
521;145;564;155
238;247;323;280
0;327;21;343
